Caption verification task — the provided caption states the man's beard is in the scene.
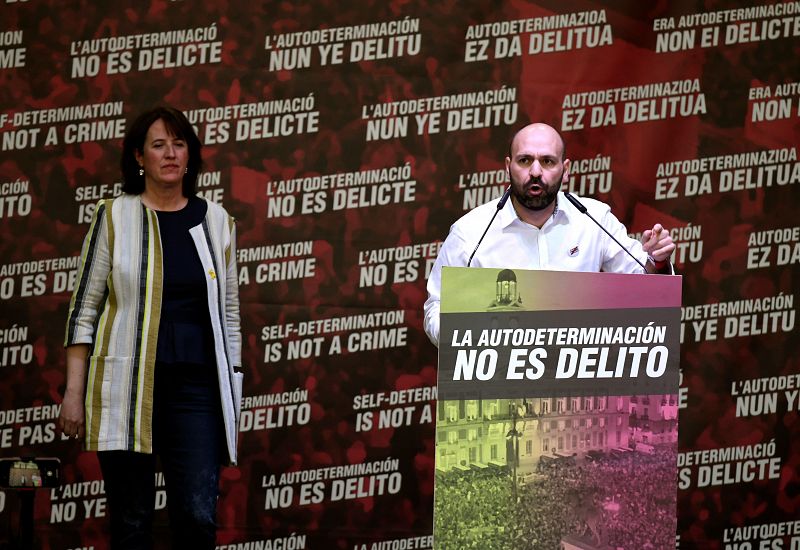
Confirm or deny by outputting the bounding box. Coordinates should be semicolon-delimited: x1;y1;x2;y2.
511;172;562;211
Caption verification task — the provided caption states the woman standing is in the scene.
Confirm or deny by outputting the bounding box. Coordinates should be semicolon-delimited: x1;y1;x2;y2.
58;106;243;549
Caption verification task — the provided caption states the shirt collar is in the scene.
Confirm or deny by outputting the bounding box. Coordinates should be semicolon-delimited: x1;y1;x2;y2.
499;191;570;229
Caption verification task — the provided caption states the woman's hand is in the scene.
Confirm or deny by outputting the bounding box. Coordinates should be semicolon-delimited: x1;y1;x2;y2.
59;388;85;440
60;344;89;441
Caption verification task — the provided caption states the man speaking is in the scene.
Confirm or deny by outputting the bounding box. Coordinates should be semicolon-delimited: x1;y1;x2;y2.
424;122;676;346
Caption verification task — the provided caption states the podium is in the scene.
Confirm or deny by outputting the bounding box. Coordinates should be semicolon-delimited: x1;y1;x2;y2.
433;268;682;550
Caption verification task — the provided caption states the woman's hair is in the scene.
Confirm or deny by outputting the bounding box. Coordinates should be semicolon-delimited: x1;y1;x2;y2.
120;106;202;196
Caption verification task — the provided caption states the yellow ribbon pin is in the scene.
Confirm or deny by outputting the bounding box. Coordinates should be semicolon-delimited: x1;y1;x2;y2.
208;270;216;279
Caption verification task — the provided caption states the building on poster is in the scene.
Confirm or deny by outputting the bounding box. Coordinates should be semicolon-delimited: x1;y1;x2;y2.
435;395;676;473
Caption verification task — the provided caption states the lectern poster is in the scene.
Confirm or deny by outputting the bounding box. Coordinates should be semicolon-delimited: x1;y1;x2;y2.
434;267;682;550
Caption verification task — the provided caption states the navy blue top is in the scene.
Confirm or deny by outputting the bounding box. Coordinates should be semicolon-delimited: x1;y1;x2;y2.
154;195;215;366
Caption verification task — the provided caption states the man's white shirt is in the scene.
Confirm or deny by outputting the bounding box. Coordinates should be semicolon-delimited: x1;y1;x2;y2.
424;192;650;346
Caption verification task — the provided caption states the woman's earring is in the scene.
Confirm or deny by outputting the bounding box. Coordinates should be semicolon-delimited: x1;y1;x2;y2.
139;167;144;176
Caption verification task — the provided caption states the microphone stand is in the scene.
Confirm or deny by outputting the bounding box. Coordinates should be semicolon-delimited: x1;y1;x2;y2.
562;191;647;272
467;186;512;267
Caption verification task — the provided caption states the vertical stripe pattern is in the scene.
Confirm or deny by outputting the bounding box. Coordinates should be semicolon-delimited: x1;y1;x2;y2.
64;194;240;461
65;202;107;344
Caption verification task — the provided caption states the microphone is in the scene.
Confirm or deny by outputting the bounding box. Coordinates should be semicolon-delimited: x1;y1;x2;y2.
562;191;647;272
467;185;512;267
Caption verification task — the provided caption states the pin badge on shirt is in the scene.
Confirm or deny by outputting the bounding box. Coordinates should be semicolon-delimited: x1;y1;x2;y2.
208;269;216;279
569;246;579;257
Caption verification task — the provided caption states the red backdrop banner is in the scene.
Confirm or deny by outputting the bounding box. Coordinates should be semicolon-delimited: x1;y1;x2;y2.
0;1;798;548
